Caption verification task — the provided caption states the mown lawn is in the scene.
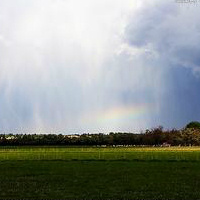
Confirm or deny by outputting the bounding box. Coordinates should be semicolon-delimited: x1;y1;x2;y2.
0;147;200;199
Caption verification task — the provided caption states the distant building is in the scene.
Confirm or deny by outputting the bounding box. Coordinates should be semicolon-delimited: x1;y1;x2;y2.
67;135;80;139
162;142;171;147
6;136;15;140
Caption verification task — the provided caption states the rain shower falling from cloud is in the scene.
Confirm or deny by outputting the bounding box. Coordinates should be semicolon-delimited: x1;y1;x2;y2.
0;0;200;133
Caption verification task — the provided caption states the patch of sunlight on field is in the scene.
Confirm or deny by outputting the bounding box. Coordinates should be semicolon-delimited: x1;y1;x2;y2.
0;146;200;161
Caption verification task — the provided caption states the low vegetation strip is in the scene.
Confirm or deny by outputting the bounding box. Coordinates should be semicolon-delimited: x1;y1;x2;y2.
1;146;200;161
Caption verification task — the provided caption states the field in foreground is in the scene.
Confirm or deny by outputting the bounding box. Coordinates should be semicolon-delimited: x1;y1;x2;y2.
0;146;200;199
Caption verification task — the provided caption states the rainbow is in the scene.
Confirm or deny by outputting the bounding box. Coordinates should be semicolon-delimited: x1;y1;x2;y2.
82;103;154;125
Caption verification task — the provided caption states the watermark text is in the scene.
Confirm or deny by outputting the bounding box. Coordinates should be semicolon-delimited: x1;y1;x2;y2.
175;0;200;3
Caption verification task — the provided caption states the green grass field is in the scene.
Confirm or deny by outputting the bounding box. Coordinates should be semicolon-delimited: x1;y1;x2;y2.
0;146;200;199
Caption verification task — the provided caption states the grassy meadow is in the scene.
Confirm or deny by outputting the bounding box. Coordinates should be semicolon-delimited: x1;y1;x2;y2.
0;146;200;199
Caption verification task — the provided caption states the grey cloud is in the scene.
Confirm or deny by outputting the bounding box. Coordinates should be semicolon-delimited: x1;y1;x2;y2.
125;1;177;48
123;0;200;128
125;0;200;73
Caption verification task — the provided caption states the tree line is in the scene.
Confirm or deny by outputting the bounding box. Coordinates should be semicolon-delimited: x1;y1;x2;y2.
0;122;200;146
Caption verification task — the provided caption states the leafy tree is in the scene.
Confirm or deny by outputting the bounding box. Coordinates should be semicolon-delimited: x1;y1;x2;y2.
186;121;200;129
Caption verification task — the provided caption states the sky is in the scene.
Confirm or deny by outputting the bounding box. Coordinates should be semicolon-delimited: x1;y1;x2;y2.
0;0;200;134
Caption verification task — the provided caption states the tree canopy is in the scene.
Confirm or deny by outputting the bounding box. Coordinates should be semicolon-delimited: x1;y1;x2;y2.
186;121;200;129
0;124;200;146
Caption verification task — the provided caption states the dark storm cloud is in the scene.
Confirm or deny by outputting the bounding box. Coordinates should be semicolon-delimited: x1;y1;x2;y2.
123;0;200;128
125;1;177;48
125;0;200;73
